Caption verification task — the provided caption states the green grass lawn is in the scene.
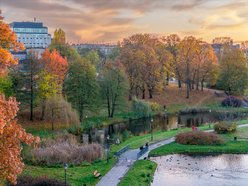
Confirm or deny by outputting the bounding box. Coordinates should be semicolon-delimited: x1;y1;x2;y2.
23;158;116;186
111;123;221;153
149;126;248;157
118;160;157;186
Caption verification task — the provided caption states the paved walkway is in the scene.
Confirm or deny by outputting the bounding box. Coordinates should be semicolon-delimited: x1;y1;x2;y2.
96;123;248;186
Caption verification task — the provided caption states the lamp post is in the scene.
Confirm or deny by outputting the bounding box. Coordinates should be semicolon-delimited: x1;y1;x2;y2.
64;163;68;186
106;135;110;163
209;109;212;129
150;118;154;141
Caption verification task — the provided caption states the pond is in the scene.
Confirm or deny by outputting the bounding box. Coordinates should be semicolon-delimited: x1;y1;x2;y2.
88;112;248;144
151;154;248;186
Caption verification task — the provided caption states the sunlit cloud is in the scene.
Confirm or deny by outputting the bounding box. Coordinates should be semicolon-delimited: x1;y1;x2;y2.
2;0;248;43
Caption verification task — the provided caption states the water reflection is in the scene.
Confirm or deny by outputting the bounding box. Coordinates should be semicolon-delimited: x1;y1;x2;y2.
88;112;247;144
151;154;248;186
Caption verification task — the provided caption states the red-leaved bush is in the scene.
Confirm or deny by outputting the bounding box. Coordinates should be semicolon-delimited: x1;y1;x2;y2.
176;131;223;145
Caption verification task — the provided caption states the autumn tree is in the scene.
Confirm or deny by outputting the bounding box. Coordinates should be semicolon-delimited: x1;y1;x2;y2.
217;47;248;95
163;34;181;87
241;41;248;63
52;28;66;45
0;94;40;184
37;70;60;120
41;49;68;86
99;59;129;118
194;42;218;90
50;44;80;62
120;34;164;99
0;76;13;97
37;49;68;119
0;20;24;76
65;58;99;121
177;36;200;98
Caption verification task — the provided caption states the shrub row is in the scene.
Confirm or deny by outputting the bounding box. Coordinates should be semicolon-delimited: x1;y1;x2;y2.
176;131;223;145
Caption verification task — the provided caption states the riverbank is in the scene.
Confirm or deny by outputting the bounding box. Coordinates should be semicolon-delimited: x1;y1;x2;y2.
118;160;157;186
19;85;233;132
149;125;248;157
116;125;248;186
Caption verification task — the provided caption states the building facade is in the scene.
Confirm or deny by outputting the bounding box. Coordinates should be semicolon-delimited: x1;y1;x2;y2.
10;21;51;49
9;21;52;62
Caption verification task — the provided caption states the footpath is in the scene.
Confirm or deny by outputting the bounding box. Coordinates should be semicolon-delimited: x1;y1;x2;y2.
96;124;248;186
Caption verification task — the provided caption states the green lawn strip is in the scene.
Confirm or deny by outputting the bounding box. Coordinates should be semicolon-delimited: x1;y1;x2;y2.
149;141;248;157
118;160;157;186
111;123;221;153
149;126;248;157
23;158;116;186
111;128;191;154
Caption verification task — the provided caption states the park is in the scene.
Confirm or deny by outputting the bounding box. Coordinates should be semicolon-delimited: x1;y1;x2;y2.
1;1;248;185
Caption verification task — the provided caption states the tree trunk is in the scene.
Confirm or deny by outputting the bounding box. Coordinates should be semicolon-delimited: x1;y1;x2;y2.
30;82;34;121
108;124;114;135
191;82;194;90
178;79;182;88
142;87;145;99
30;63;34;121
79;111;83;122
166;71;169;86
186;82;190;98
148;89;153;99
201;80;204;91
129;87;132;100
135;86;139;98
40;100;45;120
196;81;199;90
107;96;111;118
186;61;190;98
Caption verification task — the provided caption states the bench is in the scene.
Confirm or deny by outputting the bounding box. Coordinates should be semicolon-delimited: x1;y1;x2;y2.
114;145;130;157
93;170;101;178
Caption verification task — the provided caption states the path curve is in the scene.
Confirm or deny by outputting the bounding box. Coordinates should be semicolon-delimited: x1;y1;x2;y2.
96;123;248;186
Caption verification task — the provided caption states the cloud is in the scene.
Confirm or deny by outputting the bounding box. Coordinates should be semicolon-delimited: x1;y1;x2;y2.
171;0;206;11
2;0;248;43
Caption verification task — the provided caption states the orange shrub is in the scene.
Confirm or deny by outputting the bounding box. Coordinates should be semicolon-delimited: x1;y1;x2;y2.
176;131;223;145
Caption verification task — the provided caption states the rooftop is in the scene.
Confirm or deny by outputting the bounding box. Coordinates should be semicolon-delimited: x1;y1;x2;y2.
10;21;47;29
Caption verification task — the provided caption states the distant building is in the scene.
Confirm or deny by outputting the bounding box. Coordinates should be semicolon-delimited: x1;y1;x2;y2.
73;43;117;56
10;21;51;49
9;21;52;61
211;43;240;58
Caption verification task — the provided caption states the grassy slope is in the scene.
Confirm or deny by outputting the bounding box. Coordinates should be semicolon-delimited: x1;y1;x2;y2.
23;159;116;186
118;160;157;186
149;84;220;113
149;126;248;157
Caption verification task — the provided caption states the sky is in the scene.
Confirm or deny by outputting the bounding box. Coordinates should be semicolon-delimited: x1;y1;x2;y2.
1;0;248;44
